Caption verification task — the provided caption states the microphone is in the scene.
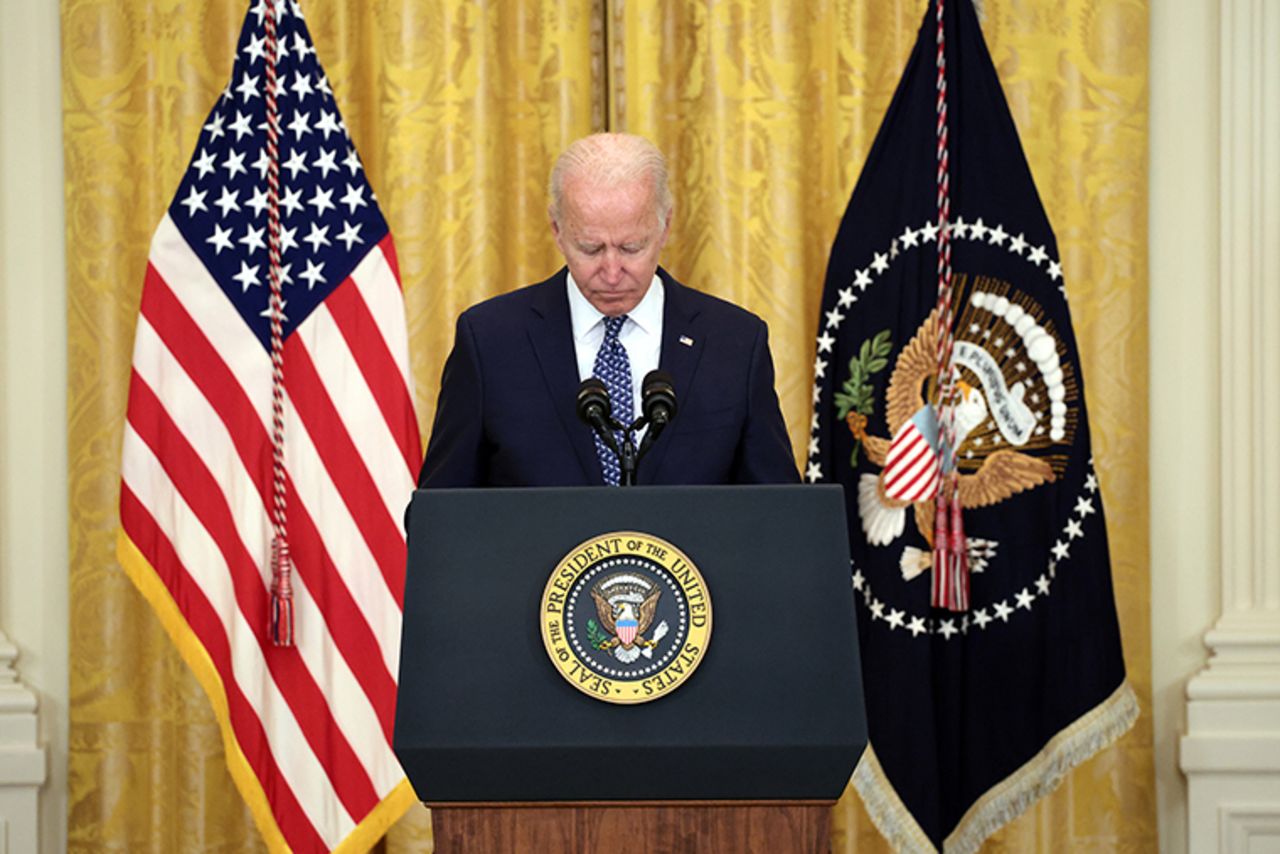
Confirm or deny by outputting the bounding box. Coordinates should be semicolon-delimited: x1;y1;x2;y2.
637;371;677;461
641;370;678;428
576;378;618;454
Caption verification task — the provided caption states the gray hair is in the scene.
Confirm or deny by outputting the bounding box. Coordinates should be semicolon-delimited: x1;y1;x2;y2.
548;133;673;227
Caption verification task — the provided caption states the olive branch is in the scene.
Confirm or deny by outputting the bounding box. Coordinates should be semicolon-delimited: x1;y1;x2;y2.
586;618;611;650
833;329;892;466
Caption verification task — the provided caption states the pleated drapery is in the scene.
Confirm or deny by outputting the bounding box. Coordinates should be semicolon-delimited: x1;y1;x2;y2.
63;1;1153;850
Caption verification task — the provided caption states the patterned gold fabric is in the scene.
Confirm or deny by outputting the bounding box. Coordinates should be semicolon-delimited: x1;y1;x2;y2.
612;2;1153;850
64;0;1152;850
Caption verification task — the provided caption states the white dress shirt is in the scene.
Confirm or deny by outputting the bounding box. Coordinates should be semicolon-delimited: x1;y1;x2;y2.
566;271;664;426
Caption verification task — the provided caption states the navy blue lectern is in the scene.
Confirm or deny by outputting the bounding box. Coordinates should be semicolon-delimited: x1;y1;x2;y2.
395;485;865;852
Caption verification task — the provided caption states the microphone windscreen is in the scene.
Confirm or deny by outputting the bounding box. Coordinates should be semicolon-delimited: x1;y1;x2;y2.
576;377;611;424
641;370;677;421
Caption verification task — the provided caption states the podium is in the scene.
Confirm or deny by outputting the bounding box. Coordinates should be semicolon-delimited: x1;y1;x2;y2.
395;485;866;852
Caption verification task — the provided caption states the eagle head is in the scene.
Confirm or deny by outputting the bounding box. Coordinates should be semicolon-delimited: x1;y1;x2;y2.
954;379;988;442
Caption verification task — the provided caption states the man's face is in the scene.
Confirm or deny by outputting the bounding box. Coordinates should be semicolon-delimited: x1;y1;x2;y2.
551;173;671;317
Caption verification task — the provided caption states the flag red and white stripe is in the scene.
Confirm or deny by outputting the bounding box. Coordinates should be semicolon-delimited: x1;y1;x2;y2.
117;3;420;850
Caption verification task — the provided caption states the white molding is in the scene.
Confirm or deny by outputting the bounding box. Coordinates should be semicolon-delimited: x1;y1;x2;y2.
1182;735;1280;773
1212;0;1280;639
0;0;69;851
0;634;44;854
1220;803;1280;853
1214;0;1279;634
1185;0;1280;687
1149;0;1221;849
1180;0;1280;852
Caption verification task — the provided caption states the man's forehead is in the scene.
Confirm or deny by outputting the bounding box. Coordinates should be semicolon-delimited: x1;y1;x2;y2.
562;209;662;239
569;223;654;243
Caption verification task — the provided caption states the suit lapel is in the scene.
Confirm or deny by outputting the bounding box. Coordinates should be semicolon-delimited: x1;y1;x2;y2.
642;269;706;483
527;270;603;485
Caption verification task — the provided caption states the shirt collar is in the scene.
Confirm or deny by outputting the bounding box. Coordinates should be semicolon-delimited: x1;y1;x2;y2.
566;271;665;341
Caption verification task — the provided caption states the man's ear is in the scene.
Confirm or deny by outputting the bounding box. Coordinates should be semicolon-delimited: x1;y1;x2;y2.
549;206;560;238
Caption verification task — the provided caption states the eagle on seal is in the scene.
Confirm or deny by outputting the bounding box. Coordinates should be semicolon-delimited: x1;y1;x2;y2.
847;307;1055;578
591;573;662;663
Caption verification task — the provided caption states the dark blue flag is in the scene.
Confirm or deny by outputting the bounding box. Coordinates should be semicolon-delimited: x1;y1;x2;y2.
808;2;1137;850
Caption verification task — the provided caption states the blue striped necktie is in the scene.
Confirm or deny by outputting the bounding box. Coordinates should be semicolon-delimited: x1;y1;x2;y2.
592;315;633;486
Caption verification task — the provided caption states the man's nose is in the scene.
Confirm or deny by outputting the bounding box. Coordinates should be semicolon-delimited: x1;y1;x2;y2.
601;251;624;284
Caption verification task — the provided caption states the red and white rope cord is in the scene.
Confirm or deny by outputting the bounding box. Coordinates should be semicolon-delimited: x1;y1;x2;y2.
264;0;295;645
930;0;969;612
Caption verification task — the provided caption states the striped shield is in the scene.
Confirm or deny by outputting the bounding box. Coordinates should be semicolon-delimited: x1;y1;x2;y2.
616;617;639;647
882;407;943;502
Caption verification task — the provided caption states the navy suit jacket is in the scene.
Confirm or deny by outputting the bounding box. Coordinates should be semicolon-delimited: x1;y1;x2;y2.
417;267;799;487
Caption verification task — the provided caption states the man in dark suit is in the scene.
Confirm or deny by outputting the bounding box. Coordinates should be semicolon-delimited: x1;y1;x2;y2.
418;133;797;488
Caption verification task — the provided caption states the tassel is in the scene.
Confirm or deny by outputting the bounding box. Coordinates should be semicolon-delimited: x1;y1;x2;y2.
931;487;951;609
270;535;295;647
931;473;970;613
948;481;970;611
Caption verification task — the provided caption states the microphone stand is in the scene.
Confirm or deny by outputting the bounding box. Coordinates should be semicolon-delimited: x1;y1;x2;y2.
592;415;643;486
579;373;676;487
618;426;638;487
614;410;671;487
593;414;639;486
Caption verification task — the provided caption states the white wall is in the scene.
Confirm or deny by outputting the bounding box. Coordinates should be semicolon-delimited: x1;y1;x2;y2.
0;2;69;852
1152;1;1280;853
1149;2;1218;851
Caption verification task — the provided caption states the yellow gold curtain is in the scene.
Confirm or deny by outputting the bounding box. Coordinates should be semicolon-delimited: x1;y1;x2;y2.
610;1;1153;849
64;0;1152;850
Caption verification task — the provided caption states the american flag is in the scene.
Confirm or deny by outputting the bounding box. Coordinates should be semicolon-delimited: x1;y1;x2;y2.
116;1;421;850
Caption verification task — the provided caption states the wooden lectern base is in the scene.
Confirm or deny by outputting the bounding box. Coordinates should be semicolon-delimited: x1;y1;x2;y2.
426;801;833;853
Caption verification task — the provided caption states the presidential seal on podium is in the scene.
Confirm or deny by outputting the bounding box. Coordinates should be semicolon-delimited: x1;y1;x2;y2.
540;531;712;704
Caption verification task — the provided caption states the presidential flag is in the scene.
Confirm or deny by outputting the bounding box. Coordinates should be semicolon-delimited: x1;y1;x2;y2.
808;1;1137;851
116;1;420;850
